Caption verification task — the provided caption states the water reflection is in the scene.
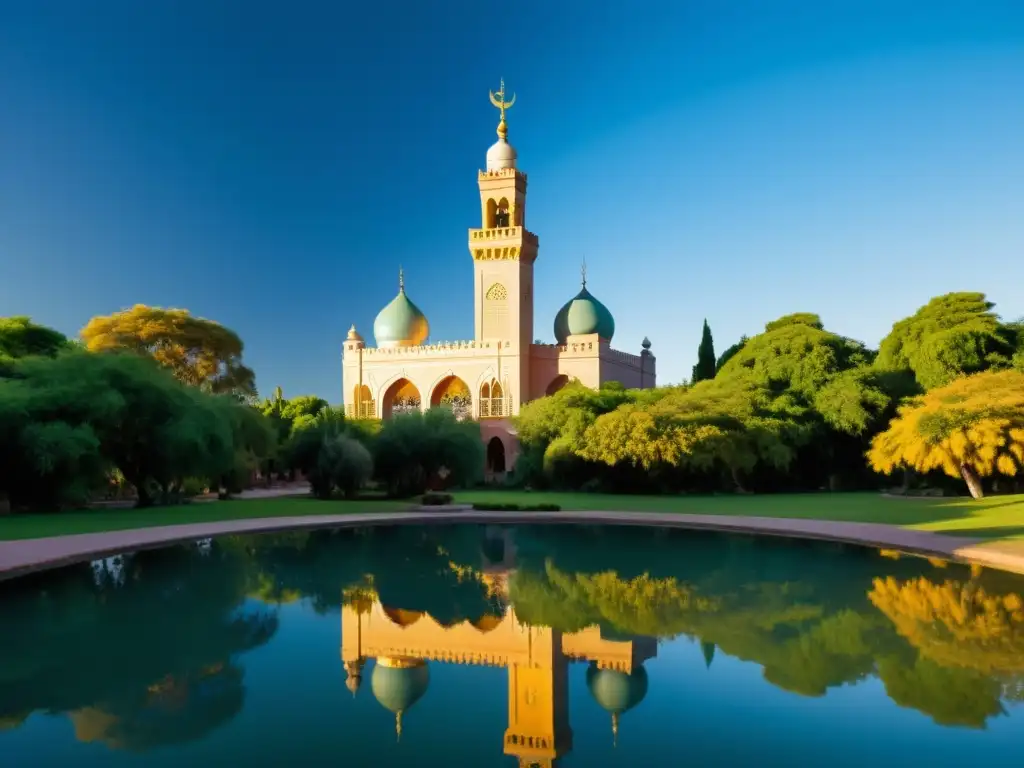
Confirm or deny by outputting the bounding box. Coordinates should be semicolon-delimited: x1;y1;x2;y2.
0;523;1021;764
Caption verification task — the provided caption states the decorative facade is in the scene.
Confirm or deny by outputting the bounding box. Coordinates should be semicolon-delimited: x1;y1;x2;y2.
342;81;656;475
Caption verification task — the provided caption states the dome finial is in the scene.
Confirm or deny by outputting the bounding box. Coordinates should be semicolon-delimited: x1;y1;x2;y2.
398;266;405;293
611;712;619;748
395;711;403;742
489;78;516;141
581;256;587;287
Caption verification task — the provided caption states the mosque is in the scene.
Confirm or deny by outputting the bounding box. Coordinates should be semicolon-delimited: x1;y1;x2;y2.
340;530;656;767
342;81;656;476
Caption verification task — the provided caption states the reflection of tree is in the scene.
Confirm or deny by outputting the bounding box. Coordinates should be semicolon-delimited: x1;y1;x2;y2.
505;525;1024;728
868;576;1024;675
0;543;277;749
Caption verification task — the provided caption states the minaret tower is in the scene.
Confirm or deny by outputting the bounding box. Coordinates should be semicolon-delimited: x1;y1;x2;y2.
469;80;539;411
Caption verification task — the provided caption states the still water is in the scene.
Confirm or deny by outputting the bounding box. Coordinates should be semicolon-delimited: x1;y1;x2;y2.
0;524;1022;766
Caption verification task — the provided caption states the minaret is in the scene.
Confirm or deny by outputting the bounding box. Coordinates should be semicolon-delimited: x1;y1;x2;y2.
469;80;539;414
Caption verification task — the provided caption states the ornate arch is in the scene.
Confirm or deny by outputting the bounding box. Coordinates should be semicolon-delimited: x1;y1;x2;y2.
429;374;471;420
380;376;422;420
479;378;507;418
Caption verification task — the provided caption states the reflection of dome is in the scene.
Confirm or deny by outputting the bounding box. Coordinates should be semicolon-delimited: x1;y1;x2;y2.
486;138;517;171
371;657;429;740
586;663;649;744
554;285;615;344
373;271;429;348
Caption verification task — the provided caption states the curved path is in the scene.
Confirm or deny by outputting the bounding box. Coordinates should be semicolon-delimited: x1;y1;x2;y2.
1;508;1023;582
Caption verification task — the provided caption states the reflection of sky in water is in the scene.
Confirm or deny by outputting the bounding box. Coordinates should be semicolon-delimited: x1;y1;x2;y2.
1;526;1022;766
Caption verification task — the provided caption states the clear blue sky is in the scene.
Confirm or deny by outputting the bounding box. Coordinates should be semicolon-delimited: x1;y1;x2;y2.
2;1;1022;400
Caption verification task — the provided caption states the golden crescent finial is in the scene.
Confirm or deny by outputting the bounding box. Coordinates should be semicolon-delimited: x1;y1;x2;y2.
488;78;516;139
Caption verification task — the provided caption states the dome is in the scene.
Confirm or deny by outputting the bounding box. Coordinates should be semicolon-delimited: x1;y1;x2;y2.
585;663;649;715
373;271;429;348
553;285;616;344
486;138;517;172
371;658;430;715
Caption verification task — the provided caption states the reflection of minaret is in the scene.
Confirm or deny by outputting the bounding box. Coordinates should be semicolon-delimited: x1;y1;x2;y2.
343;659;364;696
503;622;572;768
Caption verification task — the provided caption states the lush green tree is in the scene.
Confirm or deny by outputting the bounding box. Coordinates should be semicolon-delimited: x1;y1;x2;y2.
867;370;1024;498
764;312;824;332
0;317;69;361
81;305;256;398
0;351;271;509
579;381;808;490
691;319;716;383
309;434;373;500
875;292;1017;391
715;336;747;374
373;408;483;496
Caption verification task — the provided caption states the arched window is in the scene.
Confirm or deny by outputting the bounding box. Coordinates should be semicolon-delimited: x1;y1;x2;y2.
485;198;498;229
479;379;506;418
495;198;510;228
483;283;509;339
352;384;375;419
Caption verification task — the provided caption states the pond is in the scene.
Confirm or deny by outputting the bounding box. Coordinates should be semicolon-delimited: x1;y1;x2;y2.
0;523;1021;766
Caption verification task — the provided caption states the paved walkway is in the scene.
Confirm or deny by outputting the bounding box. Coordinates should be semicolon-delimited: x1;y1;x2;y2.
1;509;1023;582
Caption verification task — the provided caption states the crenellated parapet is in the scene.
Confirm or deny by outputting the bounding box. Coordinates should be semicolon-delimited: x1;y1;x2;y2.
348;339;514;360
478;167;527;181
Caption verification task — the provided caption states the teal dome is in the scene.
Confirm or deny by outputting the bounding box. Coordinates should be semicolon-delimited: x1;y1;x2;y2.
373;272;429;348
585;663;649;715
370;659;430;715
553;285;615;344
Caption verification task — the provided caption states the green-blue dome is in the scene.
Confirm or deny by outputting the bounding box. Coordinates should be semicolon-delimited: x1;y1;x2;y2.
370;659;430;715
553;285;615;344
373;273;429;348
585;663;649;715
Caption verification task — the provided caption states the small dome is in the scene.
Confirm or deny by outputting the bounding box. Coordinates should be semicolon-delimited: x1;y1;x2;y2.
347;325;363;342
371;658;430;715
486;138;517;172
554;285;616;344
641;336;652;350
373;273;429;348
586;663;649;715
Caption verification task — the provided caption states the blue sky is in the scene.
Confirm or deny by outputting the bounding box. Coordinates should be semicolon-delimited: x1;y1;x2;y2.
1;1;1022;399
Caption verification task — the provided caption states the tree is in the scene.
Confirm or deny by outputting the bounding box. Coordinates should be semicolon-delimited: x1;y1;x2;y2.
715;336;747;374
867;370;1024;498
80;305;256;398
691;319;716;383
373;408;483;496
310;435;373;500
0;317;69;361
875;293;1017;391
0;350;270;509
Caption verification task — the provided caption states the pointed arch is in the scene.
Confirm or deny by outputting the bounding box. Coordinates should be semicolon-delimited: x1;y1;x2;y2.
485;198;498;228
486;436;507;473
495;197;510;228
483;283;509;339
381;377;421;420
479;378;507;418
429;375;471;420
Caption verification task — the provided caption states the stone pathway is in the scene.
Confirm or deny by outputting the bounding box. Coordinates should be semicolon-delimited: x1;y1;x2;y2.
1;509;1022;582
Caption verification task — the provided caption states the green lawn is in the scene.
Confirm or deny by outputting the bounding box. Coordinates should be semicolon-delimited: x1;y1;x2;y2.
3;490;1024;544
0;497;409;541
453;489;1024;540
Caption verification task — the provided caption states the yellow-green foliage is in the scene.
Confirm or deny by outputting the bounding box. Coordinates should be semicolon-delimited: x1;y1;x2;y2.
868;369;1024;479
869;575;1024;675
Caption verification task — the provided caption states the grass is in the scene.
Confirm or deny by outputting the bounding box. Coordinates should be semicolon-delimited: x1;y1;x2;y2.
453;489;1024;541
0;496;409;541
2;489;1024;544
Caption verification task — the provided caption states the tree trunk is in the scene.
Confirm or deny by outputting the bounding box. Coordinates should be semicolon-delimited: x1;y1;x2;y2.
730;466;748;494
960;463;984;499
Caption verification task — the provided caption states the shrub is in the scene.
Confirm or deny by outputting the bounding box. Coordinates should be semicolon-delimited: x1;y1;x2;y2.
470;503;561;512
374;409;484;497
310;434;374;500
421;492;454;506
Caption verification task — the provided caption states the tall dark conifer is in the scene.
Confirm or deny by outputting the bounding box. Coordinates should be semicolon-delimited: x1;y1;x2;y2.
691;319;716;383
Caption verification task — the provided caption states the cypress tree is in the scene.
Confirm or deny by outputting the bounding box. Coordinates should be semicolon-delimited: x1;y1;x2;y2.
691;319;717;383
